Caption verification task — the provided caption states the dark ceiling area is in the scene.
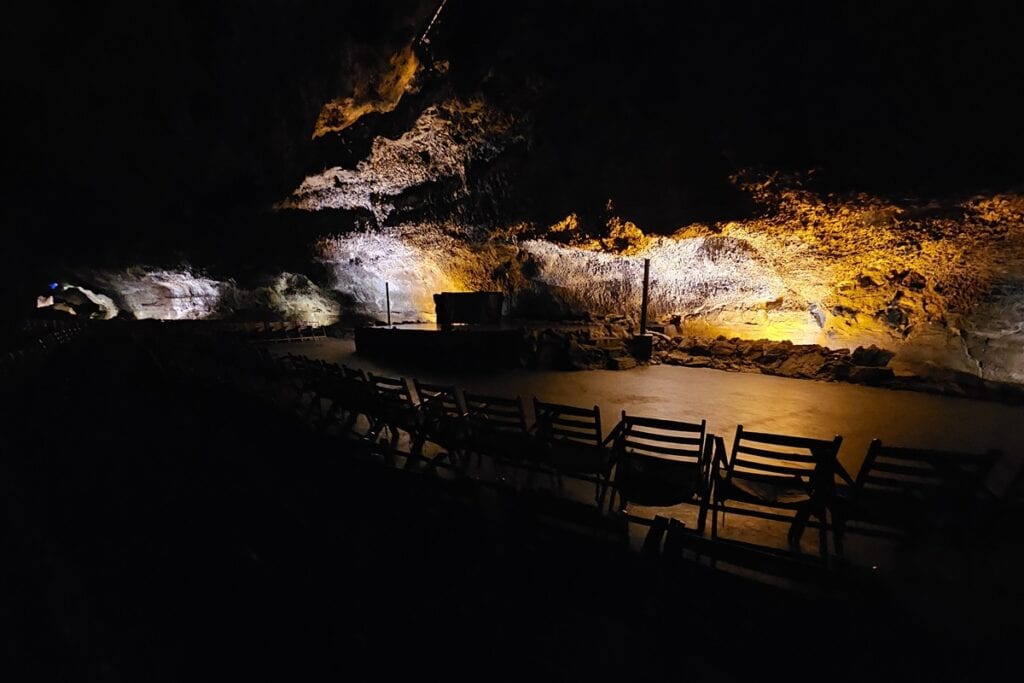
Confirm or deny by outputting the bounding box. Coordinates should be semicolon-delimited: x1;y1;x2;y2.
4;1;1021;281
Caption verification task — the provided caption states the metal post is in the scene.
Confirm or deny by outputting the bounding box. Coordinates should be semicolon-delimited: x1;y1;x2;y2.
640;258;650;335
385;282;392;327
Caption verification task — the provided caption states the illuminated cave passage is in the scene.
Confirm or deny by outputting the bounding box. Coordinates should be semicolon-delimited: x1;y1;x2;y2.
7;3;1024;679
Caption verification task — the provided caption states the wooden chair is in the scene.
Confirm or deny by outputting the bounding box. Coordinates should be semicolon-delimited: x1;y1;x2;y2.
710;427;848;559
836;439;1001;554
316;365;374;437
366;373;420;465
412;379;469;469
462;392;534;474
609;413;710;533
532;399;615;508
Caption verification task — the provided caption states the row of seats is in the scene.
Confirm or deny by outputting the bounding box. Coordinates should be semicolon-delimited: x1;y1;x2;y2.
136;320;328;342
1;322;88;382
272;352;1022;566
215;321;328;342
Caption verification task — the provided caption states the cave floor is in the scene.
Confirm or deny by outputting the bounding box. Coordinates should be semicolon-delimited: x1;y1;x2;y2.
276;338;1024;473
273;337;1024;624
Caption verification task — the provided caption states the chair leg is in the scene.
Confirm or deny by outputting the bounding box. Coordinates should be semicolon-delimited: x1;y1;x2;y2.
831;508;845;561
788;507;811;546
606;487;617;515
410;431;426;460
387;428;400;468
818;511;829;559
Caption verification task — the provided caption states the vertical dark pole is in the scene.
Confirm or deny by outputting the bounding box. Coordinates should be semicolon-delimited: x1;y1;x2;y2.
640;258;650;335
385;282;392;327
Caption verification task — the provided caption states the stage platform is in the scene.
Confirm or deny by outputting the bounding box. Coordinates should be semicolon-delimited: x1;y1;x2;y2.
354;323;521;368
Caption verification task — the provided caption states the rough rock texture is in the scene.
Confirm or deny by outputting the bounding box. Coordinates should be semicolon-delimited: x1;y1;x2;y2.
312;42;420;139
278;98;521;223
518;236;787;320
82;269;340;324
86;269;229;320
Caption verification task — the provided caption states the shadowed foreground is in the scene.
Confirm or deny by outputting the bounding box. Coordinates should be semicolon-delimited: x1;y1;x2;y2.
4;330;1021;681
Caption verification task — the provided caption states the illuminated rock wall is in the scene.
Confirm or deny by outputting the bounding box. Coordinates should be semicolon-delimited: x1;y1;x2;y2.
84;269;340;325
317;231;469;322
278;98;520;224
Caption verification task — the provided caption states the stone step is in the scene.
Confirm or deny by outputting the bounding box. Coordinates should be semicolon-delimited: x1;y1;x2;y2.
608;356;638;371
592;336;627;350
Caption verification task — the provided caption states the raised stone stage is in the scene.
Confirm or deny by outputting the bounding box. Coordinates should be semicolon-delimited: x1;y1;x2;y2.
354;323;521;368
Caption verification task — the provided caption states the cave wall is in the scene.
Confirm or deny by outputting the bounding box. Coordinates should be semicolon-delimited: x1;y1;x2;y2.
10;2;1024;384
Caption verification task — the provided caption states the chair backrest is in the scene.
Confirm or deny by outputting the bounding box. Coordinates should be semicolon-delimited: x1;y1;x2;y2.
368;373;415;412
728;425;843;490
617;413;705;463
321;365;372;410
413;379;464;417
855;439;999;503
341;364;366;381
533;399;601;447
463;392;528;433
613;414;709;508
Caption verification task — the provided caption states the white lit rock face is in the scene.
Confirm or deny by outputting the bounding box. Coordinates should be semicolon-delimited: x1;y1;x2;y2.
85;269;341;325
520;237;809;333
90;269;228;320
278;99;519;224
244;273;341;326
318;231;468;322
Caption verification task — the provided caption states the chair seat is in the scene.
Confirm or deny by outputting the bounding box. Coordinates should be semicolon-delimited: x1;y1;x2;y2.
472;428;537;461
424;418;468;446
545;438;610;475
616;458;702;507
727;476;812;507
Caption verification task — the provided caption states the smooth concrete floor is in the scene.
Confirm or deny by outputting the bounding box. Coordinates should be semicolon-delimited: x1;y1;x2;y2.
277;337;1024;482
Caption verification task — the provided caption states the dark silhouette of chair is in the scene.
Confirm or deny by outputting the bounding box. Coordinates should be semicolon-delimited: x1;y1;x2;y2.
835;439;1001;555
412;379;469;469
366;373;420;465
316;364;374;437
532;399;615;507
710;427;847;559
661;517;837;589
462;392;533;475
609;413;710;532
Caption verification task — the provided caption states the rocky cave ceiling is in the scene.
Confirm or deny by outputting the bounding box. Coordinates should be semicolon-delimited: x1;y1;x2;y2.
6;1;1024;382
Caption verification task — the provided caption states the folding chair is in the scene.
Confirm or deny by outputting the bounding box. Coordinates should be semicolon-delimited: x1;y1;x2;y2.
609;413;710;533
412;379;468;469
532;399;615;508
318;365;376;439
710;426;848;559
836;439;1000;555
366;373;420;466
462;392;534;477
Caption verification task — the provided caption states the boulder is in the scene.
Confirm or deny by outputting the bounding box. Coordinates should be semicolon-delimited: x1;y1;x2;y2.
687;341;712;356
848;366;895;386
775;350;828;378
709;339;737;357
819;359;853;381
665;352;712;368
850;345;895;367
608;356;638;371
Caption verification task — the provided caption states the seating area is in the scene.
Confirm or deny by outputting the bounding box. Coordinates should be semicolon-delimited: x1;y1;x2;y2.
212;345;1023;589
1;320;88;381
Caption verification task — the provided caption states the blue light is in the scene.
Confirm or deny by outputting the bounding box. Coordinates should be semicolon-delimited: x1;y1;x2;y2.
48;282;59;290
